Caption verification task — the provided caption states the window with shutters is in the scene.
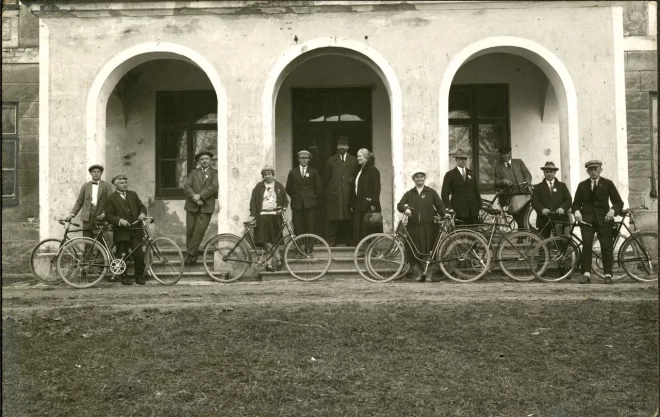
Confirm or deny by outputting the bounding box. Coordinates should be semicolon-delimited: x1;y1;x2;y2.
2;102;19;206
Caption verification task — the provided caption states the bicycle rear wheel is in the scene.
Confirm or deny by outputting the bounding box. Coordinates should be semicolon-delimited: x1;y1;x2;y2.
29;238;64;285
591;232;627;281
480;199;516;233
530;236;579;282
203;234;251;282
498;230;545;282
620;232;658;282
57;238;109;288
146;237;184;285
364;235;406;283
354;233;402;282
284;234;331;281
438;231;491;282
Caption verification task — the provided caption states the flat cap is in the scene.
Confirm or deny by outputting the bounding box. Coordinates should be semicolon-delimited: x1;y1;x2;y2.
584;160;602;168
111;174;127;185
336;136;350;144
297;150;312;158
261;164;275;174
88;164;104;173
195;150;214;160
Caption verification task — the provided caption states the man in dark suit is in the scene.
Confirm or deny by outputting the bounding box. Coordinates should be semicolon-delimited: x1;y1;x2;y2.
64;164;114;238
104;174;148;285
324;136;358;246
493;146;532;229
531;161;572;239
286;150;323;235
183;150;219;265
572;160;624;284
441;149;481;225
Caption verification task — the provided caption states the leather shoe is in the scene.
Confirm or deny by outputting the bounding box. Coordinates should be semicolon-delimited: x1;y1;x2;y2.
579;275;590;284
121;276;133;285
135;276;146;285
189;256;198;265
328;237;337;247
603;275;613;285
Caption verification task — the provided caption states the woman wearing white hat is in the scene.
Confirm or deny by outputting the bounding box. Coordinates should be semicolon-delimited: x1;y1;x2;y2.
247;165;289;271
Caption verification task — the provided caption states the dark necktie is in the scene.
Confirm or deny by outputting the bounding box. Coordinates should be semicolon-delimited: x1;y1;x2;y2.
506;162;511;170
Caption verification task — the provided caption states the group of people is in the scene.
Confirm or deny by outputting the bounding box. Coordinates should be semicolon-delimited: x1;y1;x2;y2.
66;136;624;286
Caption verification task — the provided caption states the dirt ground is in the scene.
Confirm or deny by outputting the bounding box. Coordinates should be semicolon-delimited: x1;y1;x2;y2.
2;275;658;314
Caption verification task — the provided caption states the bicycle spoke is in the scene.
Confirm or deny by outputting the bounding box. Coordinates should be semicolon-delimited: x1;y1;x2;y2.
284;234;331;281
620;232;658;282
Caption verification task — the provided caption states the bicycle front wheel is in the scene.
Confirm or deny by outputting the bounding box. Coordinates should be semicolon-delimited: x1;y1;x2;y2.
620;232;658;282
592;232;628;281
57;238;109;288
438;231;491;282
354;233;402;282
203;234;251;283
30;238;64;285
284;234;331;281
146;237;184;285
498;230;545;282
530;236;579;282
365;235;406;283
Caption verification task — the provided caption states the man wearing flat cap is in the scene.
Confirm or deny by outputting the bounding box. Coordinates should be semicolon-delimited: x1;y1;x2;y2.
286;149;323;235
104;174;148;285
572;160;624;284
65;164;114;238
493;146;532;229
531;162;572;239
441;149;481;226
324;136;358;246
183;150;219;265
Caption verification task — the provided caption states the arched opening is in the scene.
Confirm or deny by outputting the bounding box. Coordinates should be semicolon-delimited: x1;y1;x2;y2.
83;43;227;245
263;39;403;236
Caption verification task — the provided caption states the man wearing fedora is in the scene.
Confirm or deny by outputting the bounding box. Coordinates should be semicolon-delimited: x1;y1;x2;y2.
572;160;624;284
183;150;219;265
64;164;114;238
324;136;358;246
104;174;148;285
286;149;323;235
441;149;481;226
531;162;572;239
493;146;532;229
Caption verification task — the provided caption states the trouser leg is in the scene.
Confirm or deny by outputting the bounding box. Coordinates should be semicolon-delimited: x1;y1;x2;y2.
580;225;596;274
304;208;315;234
186;211;197;256
129;235;145;277
596;223;614;276
292;210;303;235
187;212;212;257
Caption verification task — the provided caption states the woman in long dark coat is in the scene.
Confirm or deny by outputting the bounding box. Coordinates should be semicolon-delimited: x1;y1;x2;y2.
247;165;289;271
353;148;383;242
397;170;445;281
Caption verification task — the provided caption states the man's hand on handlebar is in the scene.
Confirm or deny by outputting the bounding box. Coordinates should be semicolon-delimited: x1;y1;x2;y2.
64;214;74;222
556;208;564;215
605;209;615;222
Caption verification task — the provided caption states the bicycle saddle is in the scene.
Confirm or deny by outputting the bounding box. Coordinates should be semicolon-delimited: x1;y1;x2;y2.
483;207;502;215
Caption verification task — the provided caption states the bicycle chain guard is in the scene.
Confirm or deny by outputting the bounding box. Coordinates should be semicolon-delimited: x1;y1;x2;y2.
110;259;127;275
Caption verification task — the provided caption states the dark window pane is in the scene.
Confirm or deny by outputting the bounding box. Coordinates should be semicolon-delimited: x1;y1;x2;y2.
2;105;17;134
157;97;186;124
189;93;217;123
2;141;16;168
449;89;471;119
2;170;16;198
160;161;179;189
448;125;473;170
193;130;218;169
339;95;369;121
298;95;325;122
478;124;506;185
160;131;187;159
478;88;506;118
325;95;340;122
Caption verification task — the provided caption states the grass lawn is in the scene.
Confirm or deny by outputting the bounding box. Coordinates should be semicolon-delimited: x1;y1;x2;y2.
3;300;658;417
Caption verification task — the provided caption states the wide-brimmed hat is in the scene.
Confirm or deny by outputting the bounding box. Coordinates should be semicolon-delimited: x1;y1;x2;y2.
585;159;602;168
541;161;559;171
297;150;312;158
364;212;383;229
111;174;127;185
336;136;350;145
261;165;275;175
195;150;214;160
498;146;512;154
88;164;104;173
451;149;468;159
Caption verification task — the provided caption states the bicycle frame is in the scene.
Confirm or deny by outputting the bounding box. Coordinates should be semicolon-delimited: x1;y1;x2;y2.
460;212;535;262
389;214;456;269
87;219;156;264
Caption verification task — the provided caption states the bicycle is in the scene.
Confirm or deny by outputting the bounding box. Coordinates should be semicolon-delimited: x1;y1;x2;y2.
56;217;184;288
355;210;490;283
29;219;95;285
530;207;658;282
202;207;331;282
480;182;536;233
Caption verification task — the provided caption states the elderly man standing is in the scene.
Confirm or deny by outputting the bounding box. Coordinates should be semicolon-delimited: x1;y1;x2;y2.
64;164;114;238
493;146;532;229
572;160;624;285
286;150;323;235
441;149;481;226
183;150;219;265
105;174;148;285
531;161;572;239
324;136;358;246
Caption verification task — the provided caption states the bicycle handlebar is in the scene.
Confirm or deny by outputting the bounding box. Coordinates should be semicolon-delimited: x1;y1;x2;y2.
58;219;80;227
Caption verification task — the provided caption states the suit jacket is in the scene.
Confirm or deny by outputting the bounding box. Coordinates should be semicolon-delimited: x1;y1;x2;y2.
324;153;358;220
441;167;481;217
249;180;289;217
531;179;572;226
494;159;532;193
353;161;381;212
104;190;148;242
571;176;624;226
285;166;323;210
183;167;219;214
69;180;114;222
397;186;445;227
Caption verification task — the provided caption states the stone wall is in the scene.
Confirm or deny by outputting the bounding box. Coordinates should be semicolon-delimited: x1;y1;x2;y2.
2;0;40;273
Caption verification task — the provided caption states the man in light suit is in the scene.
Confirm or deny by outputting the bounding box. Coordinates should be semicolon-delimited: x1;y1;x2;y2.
493;146;532;229
530;161;572;239
441;149;481;225
324;136;358;246
64;164;114;238
104;174;148;285
286;150;323;235
183;150;219;265
572;160;624;285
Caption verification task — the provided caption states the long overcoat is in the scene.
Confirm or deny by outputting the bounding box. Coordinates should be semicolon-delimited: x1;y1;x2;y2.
353;161;381;213
324;153;358;220
441;167;481;218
